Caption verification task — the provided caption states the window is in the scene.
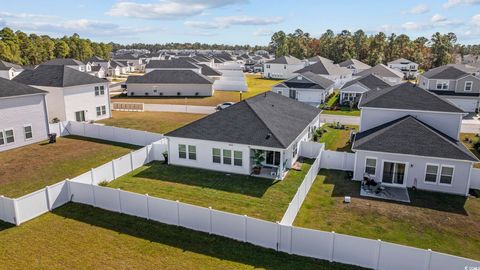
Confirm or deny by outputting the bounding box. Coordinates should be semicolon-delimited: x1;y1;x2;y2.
95;85;105;96
436;81;449;90
223;149;232;165
234;151;242;166
440;166;454;185
424;164;439;183
96;105;107;116
465;81;473;91
188;145;196;160
24;125;33;140
95;86;100;96
179;144;186;159
212;148;221;163
0;131;4;146
365;158;376;175
99;85;105;95
5;129;14;144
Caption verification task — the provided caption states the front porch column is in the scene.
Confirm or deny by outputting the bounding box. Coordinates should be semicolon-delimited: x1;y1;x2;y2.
279;151;284;174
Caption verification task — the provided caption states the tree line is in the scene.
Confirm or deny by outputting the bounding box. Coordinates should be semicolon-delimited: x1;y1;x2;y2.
0;27;113;66
269;29;476;69
111;42;268;53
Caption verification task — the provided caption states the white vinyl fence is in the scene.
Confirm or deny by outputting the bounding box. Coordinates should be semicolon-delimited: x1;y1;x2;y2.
49;121;164;146
320;150;355;171
470;168;480;189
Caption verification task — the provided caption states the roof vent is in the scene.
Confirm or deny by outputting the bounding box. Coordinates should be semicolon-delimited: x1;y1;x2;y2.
265;133;272;139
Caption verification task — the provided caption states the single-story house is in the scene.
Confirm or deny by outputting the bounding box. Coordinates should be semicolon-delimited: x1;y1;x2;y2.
42;58;90;72
89;66;106;78
145;59;201;74
339;74;391;105
338;59;371;75
0;60;23;80
355;64;404;85
272;72;335;106
295;58;353;88
125;70;214;97
165;92;320;179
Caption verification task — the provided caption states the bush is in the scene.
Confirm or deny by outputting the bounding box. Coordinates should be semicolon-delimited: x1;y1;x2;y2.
98;180;109;187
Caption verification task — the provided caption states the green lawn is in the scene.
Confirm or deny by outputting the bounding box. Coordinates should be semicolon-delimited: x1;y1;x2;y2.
317;124;358;152
294;169;480;261
112;74;280;106
97;111;206;134
0;136;140;198
461;133;480;168
0;203;364;269
321;91;361;116
107;160;312;221
321;109;361;116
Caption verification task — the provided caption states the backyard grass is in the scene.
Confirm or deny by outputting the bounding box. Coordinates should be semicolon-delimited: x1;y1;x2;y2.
107;160;313;221
461;133;480;168
0;203;364;270
294;169;480;260
320;91;361;116
111;74;280;106
97;111;207;134
317;124;358;152
0;136;140;198
321;109;361;116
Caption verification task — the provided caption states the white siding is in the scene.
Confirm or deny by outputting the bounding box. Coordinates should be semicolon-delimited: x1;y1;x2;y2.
127;83;213;97
263;63;305;79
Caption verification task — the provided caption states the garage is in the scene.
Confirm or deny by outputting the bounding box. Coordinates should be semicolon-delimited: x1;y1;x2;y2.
446;98;479;113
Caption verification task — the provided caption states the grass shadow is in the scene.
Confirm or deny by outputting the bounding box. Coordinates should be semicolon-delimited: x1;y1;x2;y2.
62;135;141;150
321;169;468;215
0;220;15;232
51;203;365;270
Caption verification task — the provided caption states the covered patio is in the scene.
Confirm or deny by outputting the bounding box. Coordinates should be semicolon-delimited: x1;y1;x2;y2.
249;148;288;180
360;183;410;203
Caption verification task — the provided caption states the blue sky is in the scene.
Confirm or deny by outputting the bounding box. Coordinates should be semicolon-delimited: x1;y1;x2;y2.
0;0;479;45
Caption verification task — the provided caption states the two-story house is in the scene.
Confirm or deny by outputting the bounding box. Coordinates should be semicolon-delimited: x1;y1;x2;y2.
294;58;353;88
0;60;23;80
352;83;478;196
387;58;419;79
338;59;371;75
43;58;91;73
418;64;480;112
355;64;404;85
145;59;202;74
263;56;305;79
13;65;111;122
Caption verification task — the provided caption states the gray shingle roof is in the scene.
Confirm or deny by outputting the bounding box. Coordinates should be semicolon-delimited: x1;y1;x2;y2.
146;59;200;69
338;59;371;70
126;70;213;84
0;60;22;71
275;72;334;90
0;77;47;98
353;116;478;162
387;58;417;65
356;64;404;78
295;59;351;76
342;74;391;90
199;64;222;76
13;65;106;87
266;55;303;65
359;82;464;113
421;65;473;80
42;58;85;66
307;56;333;63
88;56;108;63
165;92;320;148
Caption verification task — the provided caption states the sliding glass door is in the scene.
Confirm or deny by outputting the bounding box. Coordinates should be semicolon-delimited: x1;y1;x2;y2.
382;161;406;185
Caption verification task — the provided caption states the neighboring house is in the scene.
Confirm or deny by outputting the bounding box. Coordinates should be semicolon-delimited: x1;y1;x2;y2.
165;92;320;179
295;58;353;88
272;72;335;106
418;64;480;112
0;60;23;80
0;78;49;152
198;64;222;80
109;60;127;76
113;53;144;71
263;56;305;79
125;70;214;97
87;56;109;71
338;59;371;75
306;56;334;65
352;83;478;196
339;74;391;105
387;58;419;79
355;64;404;85
89;66;106;78
145;59;201;74
42;58;90;72
13;65;110;122
457;54;479;64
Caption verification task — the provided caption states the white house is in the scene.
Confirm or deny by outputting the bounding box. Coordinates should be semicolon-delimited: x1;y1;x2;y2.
165;92;320;179
13;65;111;122
0;60;23;80
338;59;371;75
126;69;214;97
145;59;201;74
113;53;144;72
295;58;353;88
387;58;419;79
89;66;106;79
355;64;404;85
263;56;305;79
87;56;110;71
0;77;49;152
42;58;91;72
272;72;335;106
352;83;478;196
339;74;391;105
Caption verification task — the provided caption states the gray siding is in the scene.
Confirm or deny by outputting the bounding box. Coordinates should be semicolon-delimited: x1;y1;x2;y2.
455;75;480;93
127;83;213;97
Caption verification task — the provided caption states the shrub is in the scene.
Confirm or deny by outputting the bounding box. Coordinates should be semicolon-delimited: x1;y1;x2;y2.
98;180;109;187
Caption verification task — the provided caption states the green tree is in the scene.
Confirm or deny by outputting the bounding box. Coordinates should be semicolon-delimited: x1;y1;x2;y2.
54;39;70;58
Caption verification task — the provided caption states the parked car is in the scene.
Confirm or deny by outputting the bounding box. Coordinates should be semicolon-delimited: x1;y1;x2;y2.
216;102;235;110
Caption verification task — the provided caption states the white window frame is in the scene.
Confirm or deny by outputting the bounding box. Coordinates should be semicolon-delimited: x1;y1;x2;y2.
178;144;187;159
423;163;439;185
23;124;33;141
0;130;5;146
439;165;454;186
436;80;449;90
234;151;243;167
4;128;15;145
380;160;408;187
212;148;221;164
94;86;100;96
464;81;473;92
188;145;196;160
365;157;377;176
223;149;232;165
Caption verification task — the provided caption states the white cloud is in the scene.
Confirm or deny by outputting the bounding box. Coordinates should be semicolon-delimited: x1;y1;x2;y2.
107;0;246;19
401;22;422;31
431;14;447;22
185;15;283;29
472;14;480;26
408;4;429;14
0;12;55;20
253;28;273;36
443;0;480;8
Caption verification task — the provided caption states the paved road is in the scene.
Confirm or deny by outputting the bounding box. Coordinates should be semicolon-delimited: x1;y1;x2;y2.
144;104;216;114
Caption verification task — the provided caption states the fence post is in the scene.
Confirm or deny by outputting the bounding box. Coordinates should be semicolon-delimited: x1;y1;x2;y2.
0;195;6;222
112;160;116;180
424;249;432;270
13;199;20;226
208;207;213;234
375;239;382;270
276;221;280;251
130;151;134;171
289;226;293;254
66;179;72;201
45;186;51;211
176;200;180;226
117;188;122;213
329;231;336;262
145;194;150;220
90;169;96;206
90;168;95;185
145;146;149;163
243;215;248;242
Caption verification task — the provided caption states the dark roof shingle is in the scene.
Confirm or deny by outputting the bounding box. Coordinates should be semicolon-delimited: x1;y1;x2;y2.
13;65;106;87
0;77;47;98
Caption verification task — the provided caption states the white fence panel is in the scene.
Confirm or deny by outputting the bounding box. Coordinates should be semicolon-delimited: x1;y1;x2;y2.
333;233;378;269
69;181;94;205
429;251;480;270
470;168;480;189
97;125;115;142
0;197;16;224
290;226;332;261
320;150;355;171
119;191;148;219
378;242;427;270
68;121;85;136
152;141;168;161
278;225;291;253
245;217;278;250
48;181;70;209
48;122;70;136
93;162;115;184
114;155;133;178
211;210;245;241
112;127;134;145
299;142;324;159
148;196;179;225
84;124;100;139
93;186;120;212
71;171;93;184
15;189;49;224
132;148;148;170
178;202;210;233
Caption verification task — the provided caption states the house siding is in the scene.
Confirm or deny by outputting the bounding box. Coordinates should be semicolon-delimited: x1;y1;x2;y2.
127;83;213;97
263;63;305;79
272;86;333;105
